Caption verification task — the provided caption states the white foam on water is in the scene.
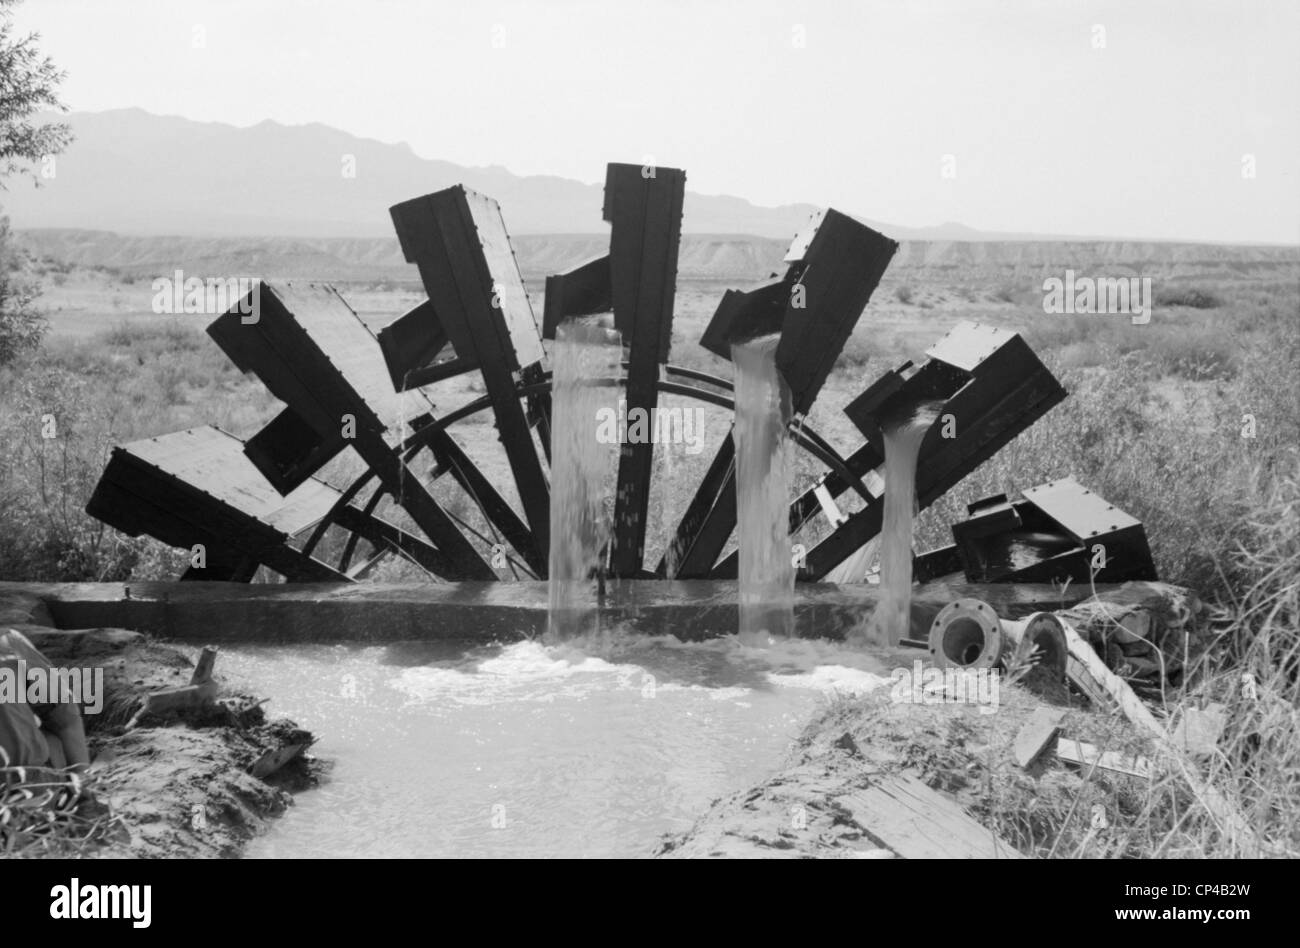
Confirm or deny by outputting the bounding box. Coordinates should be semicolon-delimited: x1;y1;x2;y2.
385;629;892;709
228;629;895;859
765;665;889;695
391;640;643;707
742;635;892;695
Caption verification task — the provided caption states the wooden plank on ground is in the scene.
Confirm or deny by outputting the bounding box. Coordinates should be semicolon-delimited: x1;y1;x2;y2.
837;772;1025;859
1014;708;1065;768
1058;616;1262;856
1171;703;1228;757
1062;619;1166;736
1057;739;1154;779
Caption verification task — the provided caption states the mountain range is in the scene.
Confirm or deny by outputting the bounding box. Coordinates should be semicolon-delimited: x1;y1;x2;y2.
0;108;1104;242
4;110;1296;283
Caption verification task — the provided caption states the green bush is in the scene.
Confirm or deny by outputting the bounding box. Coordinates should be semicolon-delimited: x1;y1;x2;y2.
0;363;187;580
0;321;273;582
1156;286;1223;309
918;302;1299;602
0;216;47;365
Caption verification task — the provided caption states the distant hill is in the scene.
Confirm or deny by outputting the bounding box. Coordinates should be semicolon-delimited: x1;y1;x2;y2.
9;229;776;281
14;228;1299;284
0;108;1135;243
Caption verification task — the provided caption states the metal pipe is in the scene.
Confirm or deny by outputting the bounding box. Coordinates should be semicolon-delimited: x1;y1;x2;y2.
1000;612;1069;681
928;598;1004;669
929;599;1069;683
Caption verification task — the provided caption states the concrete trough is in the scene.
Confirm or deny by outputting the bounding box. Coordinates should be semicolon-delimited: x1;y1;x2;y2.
0;580;1117;645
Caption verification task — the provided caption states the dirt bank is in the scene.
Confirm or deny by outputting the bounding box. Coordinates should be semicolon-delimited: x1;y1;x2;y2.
1;591;317;858
656;672;1158;858
658;583;1219;859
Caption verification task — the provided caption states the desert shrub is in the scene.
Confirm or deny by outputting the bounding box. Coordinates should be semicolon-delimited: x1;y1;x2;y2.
1050;340;1110;369
100;321;140;348
1093;462;1300;857
0;217;47;365
1020;314;1100;352
917;312;1298;602
100;319;206;355
838;332;874;371
1024;306;1242;380
1156;285;1223;309
0;319;275;582
0;363;188;580
1155;332;1238;380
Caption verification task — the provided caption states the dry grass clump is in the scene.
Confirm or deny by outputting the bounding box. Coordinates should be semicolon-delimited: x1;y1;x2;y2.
0;763;123;856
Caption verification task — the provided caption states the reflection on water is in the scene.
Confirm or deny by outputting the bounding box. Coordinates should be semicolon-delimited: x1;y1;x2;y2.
227;630;888;859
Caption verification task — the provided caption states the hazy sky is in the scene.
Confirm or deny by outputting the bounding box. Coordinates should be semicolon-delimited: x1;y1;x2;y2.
15;0;1300;242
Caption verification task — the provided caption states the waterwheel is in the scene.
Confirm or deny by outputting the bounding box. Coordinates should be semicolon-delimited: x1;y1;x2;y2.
86;162;1067;585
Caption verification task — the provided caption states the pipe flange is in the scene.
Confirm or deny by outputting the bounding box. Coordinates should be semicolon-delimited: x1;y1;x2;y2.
929;598;1003;670
1014;612;1068;681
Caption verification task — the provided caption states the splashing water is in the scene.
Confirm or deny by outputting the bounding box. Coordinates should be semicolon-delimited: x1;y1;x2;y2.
227;629;891;858
861;400;943;646
732;336;795;646
547;324;622;640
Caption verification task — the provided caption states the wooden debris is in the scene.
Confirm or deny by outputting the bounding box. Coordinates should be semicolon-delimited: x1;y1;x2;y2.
1171;703;1228;757
1058;581;1202;636
190;645;218;686
1058;582;1207;687
129;644;220;727
128;680;218;728
835;772;1025;859
1117;654;1163;680
1060;616;1166;736
1065;655;1113;707
249;742;310;780
1057;739;1154;779
1114;612;1152;646
1013;708;1065;768
1058;618;1261;855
